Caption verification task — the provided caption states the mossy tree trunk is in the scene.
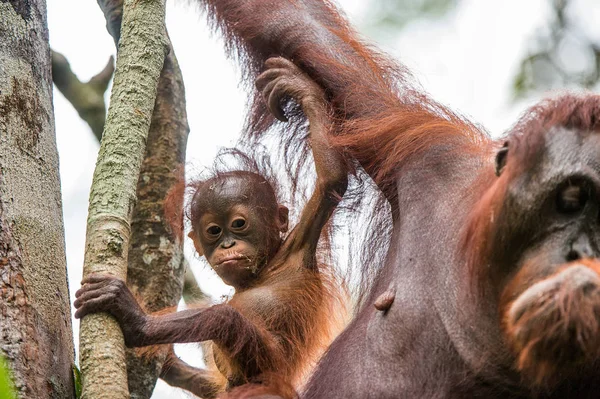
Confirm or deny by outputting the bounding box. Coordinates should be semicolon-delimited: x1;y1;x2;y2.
78;0;168;397
91;0;191;396
0;1;75;397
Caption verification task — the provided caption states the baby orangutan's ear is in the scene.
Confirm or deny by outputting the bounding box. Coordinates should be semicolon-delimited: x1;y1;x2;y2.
188;230;204;257
277;205;289;233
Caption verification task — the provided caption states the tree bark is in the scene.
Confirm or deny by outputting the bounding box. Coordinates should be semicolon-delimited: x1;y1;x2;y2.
0;1;75;398
124;37;189;399
93;1;190;396
78;0;168;397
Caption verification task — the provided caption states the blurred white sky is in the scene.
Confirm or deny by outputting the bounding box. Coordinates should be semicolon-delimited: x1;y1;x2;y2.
44;0;599;397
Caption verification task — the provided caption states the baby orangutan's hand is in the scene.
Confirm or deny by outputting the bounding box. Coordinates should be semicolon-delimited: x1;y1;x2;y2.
74;274;149;347
256;56;327;122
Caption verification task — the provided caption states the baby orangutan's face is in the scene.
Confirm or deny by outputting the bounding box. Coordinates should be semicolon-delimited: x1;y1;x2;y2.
189;176;288;288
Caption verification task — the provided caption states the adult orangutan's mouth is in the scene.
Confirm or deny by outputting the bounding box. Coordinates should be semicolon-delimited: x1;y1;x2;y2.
503;259;600;386
509;265;599;323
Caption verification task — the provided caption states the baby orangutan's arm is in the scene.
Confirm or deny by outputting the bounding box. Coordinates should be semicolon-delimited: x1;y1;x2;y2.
256;57;348;267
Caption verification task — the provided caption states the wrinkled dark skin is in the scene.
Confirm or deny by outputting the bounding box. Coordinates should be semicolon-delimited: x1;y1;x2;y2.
74;275;147;347
75;58;347;399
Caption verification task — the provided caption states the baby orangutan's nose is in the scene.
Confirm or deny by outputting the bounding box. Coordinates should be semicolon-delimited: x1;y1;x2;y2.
503;260;600;387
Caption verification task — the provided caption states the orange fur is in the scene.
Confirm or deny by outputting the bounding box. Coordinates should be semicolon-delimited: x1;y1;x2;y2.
502;259;600;386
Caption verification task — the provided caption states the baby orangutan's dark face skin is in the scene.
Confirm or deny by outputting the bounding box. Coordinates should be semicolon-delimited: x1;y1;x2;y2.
189;175;288;289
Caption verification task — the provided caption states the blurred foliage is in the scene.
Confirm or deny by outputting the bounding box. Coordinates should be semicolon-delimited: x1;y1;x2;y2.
364;0;458;34
363;0;599;97
73;365;82;398
513;0;600;97
0;356;16;399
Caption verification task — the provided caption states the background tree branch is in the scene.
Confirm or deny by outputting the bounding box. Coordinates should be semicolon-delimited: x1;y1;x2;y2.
362;0;600;97
51;50;114;141
0;1;75;397
512;0;600;97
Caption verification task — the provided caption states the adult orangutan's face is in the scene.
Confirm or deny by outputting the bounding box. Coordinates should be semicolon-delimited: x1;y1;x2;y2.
492;126;600;386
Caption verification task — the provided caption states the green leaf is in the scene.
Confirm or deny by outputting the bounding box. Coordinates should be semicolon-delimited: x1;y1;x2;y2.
0;356;16;399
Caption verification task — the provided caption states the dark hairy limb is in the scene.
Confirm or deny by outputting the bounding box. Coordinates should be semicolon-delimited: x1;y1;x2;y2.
74;274;147;347
75;274;278;378
256;57;348;263
199;0;394;121
160;349;223;398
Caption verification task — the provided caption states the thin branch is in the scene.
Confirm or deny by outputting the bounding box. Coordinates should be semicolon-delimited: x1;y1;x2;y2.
51;50;114;141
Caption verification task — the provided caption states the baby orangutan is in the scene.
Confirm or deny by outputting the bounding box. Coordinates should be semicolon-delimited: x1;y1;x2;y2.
74;57;347;398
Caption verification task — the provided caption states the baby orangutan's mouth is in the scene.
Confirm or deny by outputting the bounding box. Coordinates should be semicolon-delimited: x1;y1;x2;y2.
215;253;252;268
502;259;600;386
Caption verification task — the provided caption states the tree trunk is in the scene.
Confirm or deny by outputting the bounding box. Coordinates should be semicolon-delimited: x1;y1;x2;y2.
127;48;188;398
78;0;167;397
124;39;189;399
93;1;190;396
0;1;75;398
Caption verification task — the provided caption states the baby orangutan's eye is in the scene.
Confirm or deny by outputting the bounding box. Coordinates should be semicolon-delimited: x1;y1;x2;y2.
231;218;246;229
207;225;222;236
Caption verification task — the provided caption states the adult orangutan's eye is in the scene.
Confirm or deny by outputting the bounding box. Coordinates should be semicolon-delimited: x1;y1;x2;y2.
557;183;588;214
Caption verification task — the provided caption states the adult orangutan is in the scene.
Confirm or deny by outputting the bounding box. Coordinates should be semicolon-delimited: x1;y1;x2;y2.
74;59;347;398
189;0;600;398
